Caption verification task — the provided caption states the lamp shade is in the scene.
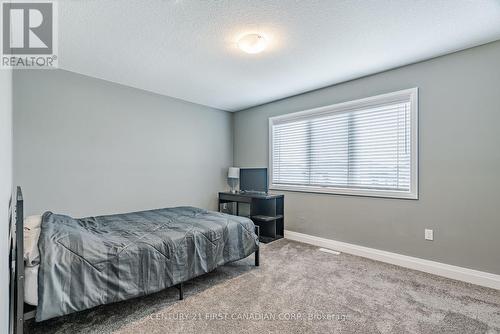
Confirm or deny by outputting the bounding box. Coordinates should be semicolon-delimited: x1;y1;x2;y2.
228;167;240;179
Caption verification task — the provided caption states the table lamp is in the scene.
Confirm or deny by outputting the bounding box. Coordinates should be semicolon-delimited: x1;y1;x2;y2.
228;167;240;193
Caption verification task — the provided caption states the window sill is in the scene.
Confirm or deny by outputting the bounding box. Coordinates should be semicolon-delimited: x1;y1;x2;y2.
269;184;418;200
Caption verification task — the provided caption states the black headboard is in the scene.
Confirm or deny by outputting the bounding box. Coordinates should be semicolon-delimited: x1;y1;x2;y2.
8;191;13;334
9;187;24;334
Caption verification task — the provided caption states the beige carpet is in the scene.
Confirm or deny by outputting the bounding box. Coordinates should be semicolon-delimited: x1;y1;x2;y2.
26;239;500;334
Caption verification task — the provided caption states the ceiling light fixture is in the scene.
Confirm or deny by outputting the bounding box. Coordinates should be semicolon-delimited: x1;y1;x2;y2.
237;33;268;54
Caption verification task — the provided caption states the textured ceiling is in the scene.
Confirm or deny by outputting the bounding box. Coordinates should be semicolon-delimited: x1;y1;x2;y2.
59;0;500;111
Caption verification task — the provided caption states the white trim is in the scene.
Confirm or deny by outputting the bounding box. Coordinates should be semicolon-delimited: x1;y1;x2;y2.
285;230;500;290
269;184;417;200
268;88;419;200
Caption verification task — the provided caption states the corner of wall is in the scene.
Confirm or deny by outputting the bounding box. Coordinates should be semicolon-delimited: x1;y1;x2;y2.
230;111;236;166
1;68;13;334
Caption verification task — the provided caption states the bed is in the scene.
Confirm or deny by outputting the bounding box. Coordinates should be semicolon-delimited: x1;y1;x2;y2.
10;187;260;333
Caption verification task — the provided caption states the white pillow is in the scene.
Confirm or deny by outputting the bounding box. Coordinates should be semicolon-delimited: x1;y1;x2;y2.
24;215;42;266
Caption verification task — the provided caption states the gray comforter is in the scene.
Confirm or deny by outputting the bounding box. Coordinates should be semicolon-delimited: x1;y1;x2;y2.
37;207;258;321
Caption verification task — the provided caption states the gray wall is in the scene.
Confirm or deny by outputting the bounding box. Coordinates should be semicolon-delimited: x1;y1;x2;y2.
0;69;13;334
234;41;500;275
14;70;232;217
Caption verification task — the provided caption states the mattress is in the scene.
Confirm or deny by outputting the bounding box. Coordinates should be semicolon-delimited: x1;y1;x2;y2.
25;265;38;306
36;207;258;321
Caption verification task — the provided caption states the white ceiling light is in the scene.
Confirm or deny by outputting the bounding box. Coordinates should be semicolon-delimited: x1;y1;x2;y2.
237;33;268;54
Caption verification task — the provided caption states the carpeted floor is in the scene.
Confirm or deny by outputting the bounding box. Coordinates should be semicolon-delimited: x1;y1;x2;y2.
26;239;500;334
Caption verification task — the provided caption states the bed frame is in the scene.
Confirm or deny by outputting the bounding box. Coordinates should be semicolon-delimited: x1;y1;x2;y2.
10;186;260;334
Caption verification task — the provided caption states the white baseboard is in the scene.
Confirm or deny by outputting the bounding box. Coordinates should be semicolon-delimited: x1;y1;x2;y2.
284;230;500;290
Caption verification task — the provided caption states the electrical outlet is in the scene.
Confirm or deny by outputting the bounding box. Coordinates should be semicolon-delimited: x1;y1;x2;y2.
425;229;434;241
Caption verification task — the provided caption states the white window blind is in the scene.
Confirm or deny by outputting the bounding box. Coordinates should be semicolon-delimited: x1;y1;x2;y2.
269;88;418;199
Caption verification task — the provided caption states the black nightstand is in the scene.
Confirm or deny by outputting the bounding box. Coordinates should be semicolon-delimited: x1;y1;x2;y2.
218;192;284;243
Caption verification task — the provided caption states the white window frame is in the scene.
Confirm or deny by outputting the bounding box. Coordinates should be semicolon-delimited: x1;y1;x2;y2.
268;88;419;199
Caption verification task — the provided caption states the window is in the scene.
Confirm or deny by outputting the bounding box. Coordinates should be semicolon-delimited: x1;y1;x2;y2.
269;88;418;199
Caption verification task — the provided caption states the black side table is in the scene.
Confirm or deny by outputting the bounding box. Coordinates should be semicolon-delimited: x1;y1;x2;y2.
218;192;284;243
